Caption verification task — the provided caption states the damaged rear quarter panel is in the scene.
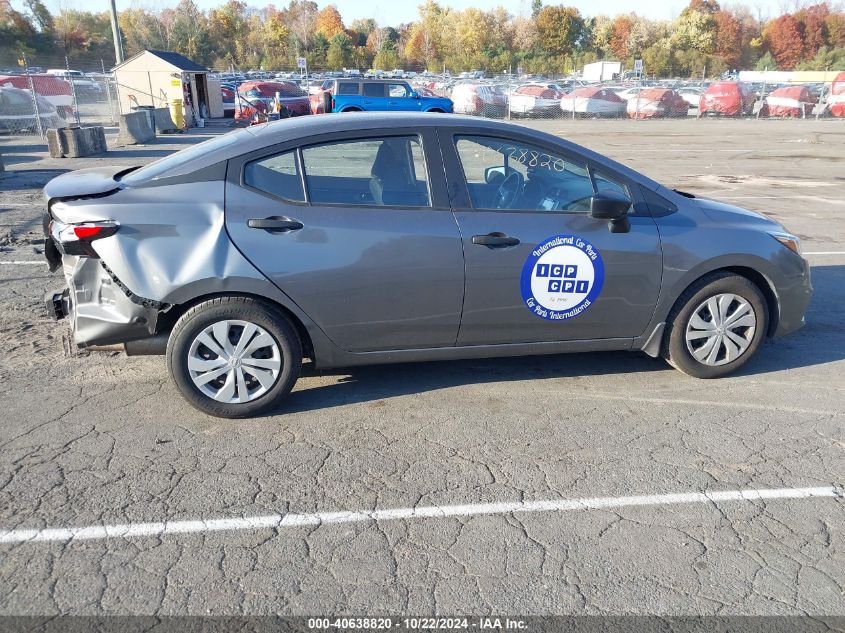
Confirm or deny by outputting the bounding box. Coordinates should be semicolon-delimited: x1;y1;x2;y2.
59;181;270;304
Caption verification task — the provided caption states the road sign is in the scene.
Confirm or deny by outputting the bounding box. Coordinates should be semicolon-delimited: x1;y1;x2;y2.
297;57;307;70
634;59;644;76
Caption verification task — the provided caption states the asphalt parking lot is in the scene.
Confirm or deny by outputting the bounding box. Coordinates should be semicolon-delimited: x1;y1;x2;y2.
0;118;843;617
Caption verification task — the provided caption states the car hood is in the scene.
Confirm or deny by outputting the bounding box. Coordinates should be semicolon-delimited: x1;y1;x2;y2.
43;166;132;202
692;196;784;231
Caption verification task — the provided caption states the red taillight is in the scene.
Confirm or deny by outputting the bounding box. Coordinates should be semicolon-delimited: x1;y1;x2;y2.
53;221;119;258
73;225;108;240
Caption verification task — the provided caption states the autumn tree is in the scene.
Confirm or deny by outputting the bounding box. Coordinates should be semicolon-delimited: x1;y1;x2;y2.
714;10;742;69
314;5;344;41
535;6;584;58
609;15;632;58
764;14;804;69
796;4;830;59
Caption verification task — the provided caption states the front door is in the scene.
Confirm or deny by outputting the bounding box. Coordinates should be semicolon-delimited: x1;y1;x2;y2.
225;129;464;353
440;131;663;346
388;82;421;112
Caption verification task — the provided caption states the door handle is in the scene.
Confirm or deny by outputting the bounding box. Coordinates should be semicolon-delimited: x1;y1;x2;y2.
247;217;303;232
472;233;520;247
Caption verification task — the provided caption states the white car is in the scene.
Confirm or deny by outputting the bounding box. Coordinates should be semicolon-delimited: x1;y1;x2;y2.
614;86;644;101
561;87;627;116
46;69;102;94
508;84;565;117
676;87;704;109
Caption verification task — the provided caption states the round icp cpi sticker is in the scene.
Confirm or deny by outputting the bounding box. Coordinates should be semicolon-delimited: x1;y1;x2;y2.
520;235;605;320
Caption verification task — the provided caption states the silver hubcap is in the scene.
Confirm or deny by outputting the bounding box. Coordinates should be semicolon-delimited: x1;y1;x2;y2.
187;320;282;403
685;293;757;366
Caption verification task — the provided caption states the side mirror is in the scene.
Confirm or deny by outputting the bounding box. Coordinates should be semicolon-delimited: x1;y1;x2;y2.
411;91;420;99
590;190;632;233
485;166;506;184
590;190;631;220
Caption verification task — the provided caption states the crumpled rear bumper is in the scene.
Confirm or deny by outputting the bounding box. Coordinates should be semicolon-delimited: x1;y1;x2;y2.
46;255;163;348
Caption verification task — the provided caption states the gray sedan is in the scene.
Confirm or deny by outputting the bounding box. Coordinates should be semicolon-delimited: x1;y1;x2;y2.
43;113;811;417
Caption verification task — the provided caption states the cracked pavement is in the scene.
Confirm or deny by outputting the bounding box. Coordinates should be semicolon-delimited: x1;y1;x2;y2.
0;119;843;616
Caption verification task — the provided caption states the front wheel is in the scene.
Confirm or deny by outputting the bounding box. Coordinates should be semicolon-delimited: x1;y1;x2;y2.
167;297;302;418
663;273;768;378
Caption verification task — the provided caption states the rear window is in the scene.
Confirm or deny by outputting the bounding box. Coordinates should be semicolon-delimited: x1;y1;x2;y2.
707;83;740;96
337;82;359;95
120;131;243;184
278;84;306;97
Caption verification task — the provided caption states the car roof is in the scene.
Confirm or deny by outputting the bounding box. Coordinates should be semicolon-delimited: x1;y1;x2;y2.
135;112;659;191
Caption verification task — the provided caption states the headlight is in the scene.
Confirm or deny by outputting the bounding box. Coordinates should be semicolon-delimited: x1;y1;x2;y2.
770;232;802;255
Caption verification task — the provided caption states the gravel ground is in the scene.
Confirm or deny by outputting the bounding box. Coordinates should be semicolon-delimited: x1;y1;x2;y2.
0;118;843;617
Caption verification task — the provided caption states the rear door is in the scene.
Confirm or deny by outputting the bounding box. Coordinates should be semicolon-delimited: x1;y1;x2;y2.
440;129;663;346
361;82;387;110
224;128;465;353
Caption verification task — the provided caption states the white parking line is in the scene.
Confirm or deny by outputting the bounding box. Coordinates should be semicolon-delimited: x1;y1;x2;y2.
0;261;45;266
0;486;840;545
804;251;845;256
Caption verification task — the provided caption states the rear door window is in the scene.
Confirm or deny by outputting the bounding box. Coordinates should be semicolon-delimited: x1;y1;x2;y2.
362;83;386;97
301;136;430;207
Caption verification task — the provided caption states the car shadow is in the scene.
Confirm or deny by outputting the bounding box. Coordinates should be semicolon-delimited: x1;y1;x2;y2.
734;263;845;375
277;264;843;415
281;349;666;415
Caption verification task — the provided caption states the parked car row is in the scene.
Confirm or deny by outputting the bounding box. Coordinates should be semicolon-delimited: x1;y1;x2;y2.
417;74;845;119
0;86;65;134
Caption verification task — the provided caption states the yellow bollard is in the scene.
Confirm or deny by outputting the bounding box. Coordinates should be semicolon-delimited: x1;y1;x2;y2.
170;99;185;129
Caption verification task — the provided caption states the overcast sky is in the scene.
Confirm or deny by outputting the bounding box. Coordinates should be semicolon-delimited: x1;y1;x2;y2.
32;0;788;25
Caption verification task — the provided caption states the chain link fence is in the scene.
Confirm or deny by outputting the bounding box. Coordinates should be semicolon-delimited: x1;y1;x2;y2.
0;54;118;137
2;55;843;137
411;74;842;122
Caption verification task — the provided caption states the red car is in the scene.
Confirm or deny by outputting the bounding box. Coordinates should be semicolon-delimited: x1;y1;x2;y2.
627;88;689;119
764;86;816;118
828;71;845;118
699;82;756;117
235;81;311;120
0;74;74;120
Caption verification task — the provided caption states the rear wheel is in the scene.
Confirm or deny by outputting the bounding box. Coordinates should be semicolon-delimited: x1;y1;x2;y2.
167;297;301;418
663;273;768;378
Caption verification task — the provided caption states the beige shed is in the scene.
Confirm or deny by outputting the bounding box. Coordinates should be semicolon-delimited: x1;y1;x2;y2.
113;50;222;125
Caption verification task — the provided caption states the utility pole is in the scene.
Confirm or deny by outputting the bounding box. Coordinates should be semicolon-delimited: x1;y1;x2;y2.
109;0;124;65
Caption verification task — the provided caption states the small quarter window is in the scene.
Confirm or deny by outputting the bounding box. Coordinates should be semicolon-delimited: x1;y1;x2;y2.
244;150;305;202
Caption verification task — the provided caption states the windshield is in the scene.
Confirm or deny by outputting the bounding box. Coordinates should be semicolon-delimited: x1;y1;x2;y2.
120;130;243;184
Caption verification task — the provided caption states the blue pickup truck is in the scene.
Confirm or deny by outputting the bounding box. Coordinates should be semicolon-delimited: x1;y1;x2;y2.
319;79;453;114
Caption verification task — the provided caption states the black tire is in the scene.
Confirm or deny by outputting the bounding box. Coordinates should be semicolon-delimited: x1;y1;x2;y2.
662;272;768;379
166;296;302;418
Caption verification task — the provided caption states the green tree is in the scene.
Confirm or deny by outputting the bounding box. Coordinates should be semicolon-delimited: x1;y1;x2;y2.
755;50;777;70
373;38;399;69
535;6;584;59
327;31;352;69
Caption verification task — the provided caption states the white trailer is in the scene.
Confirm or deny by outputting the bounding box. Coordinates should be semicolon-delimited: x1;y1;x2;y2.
581;61;622;82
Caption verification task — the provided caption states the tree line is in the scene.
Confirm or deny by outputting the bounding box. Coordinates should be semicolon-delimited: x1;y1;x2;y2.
2;0;844;75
